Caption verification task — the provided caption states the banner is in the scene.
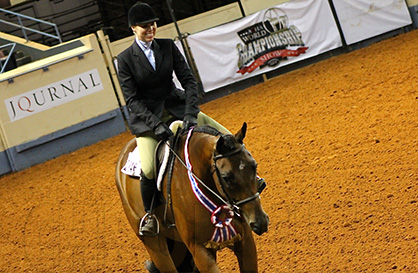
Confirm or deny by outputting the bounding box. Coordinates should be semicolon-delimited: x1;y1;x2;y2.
332;0;412;45
4;69;103;122
187;0;342;92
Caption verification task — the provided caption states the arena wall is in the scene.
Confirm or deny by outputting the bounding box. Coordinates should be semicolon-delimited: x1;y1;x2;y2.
0;0;416;176
408;0;418;28
241;0;290;15
0;34;126;174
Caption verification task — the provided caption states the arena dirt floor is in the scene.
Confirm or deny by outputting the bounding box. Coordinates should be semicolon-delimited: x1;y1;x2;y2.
1;29;418;272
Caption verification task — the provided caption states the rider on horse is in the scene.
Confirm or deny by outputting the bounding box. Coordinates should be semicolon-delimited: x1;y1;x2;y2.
117;1;230;236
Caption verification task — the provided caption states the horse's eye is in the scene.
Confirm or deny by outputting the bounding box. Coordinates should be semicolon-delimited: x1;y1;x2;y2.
222;174;234;186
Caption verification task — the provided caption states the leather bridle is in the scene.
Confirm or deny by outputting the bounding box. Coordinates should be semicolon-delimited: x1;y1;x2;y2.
166;126;264;216
212;144;261;215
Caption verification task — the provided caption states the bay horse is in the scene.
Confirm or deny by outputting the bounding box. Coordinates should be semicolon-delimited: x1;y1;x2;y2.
115;122;269;272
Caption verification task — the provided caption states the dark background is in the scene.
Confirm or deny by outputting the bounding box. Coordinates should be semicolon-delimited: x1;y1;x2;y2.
0;0;240;45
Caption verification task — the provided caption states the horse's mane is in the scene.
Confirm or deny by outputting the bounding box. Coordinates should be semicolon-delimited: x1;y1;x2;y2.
190;125;223;137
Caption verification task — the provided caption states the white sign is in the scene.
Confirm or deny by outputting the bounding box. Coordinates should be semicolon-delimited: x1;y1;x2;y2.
332;0;412;45
4;69;104;122
187;0;342;92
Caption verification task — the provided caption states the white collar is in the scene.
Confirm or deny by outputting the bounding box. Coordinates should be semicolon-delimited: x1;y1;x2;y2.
135;37;152;50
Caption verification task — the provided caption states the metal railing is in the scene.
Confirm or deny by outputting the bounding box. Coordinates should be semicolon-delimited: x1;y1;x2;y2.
0;43;16;74
0;7;62;73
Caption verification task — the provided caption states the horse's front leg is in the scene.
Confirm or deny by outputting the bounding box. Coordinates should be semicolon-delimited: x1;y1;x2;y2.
188;244;219;273
142;235;178;273
233;229;258;273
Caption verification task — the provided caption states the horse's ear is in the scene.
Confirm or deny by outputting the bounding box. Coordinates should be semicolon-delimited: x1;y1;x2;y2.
216;134;225;154
235;122;247;144
216;134;237;155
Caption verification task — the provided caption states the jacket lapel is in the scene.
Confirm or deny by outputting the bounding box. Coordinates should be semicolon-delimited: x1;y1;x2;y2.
132;42;156;74
152;40;164;73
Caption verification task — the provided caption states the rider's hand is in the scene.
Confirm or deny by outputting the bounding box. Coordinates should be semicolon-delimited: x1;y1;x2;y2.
153;122;173;142
183;115;197;131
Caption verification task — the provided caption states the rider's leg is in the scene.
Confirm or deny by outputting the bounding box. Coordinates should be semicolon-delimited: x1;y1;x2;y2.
139;172;158;236
136;134;159;236
135;110;175;236
197;112;231;134
136;132;158;180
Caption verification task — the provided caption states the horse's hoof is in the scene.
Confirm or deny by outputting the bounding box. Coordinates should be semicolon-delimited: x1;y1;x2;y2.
145;260;160;273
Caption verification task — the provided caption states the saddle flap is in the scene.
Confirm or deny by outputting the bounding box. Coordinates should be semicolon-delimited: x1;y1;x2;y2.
155;120;184;190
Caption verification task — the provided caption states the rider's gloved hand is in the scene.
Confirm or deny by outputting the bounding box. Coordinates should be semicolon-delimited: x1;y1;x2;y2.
183;115;197;131
153;122;173;142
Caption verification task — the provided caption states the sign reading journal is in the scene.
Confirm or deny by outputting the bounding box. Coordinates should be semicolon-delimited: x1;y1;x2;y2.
4;69;103;122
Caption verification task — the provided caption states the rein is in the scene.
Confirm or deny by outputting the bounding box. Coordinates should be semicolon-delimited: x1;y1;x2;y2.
167;126;260;214
165;131;230;207
183;127;238;243
164;126;263;245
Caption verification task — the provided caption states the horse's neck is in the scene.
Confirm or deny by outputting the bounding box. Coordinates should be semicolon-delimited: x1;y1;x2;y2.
186;132;217;181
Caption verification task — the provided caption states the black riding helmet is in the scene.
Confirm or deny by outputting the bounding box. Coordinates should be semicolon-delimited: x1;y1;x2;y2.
128;1;159;27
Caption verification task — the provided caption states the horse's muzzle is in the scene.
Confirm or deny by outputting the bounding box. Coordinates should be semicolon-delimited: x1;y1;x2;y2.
250;212;269;235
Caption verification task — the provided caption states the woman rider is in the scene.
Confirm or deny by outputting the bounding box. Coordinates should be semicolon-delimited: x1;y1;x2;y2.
117;1;230;236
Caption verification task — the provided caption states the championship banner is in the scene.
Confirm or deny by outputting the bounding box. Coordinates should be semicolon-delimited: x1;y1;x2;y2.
186;0;342;92
331;0;412;45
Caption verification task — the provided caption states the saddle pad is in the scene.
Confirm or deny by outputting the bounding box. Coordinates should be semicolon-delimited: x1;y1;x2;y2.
121;147;142;178
121;144;168;191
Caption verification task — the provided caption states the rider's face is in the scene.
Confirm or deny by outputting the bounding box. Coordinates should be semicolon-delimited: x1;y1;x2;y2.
131;22;157;43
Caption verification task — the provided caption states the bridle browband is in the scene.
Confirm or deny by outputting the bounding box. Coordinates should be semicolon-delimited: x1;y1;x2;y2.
213;145;243;161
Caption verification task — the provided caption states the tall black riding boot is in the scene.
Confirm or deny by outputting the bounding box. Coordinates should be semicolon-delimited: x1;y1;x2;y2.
140;174;158;236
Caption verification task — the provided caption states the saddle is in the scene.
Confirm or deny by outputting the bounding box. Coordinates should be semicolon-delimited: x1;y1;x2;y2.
121;120;184;191
154;121;183;190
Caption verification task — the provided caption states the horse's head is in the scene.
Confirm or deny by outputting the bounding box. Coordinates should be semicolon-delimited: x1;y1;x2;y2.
212;123;269;235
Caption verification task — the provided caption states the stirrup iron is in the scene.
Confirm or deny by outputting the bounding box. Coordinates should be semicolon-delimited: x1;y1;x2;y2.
139;213;159;237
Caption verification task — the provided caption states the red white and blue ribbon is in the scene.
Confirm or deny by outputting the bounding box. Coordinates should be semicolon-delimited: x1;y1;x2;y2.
184;128;238;243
